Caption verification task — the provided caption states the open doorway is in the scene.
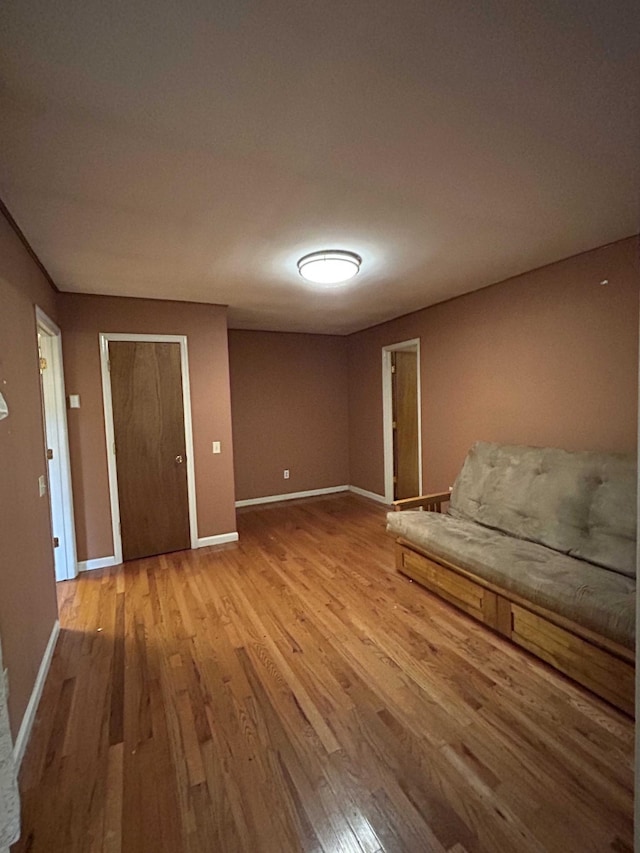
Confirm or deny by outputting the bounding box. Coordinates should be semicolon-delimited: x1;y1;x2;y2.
36;307;77;581
382;338;422;503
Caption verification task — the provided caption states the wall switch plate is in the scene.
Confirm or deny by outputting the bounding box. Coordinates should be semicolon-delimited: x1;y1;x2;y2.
68;394;81;409
38;475;47;497
212;441;221;454
283;469;290;479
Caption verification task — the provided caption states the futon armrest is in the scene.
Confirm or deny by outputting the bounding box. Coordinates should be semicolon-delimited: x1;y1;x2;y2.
392;492;451;512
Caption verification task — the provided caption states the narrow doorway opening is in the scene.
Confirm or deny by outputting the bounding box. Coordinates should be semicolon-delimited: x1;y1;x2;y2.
382;339;422;504
36;307;77;581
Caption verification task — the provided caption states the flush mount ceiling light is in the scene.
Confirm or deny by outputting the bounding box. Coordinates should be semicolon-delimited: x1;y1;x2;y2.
297;250;362;285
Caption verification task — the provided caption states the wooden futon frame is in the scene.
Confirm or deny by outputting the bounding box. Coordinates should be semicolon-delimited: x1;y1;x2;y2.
392;493;635;716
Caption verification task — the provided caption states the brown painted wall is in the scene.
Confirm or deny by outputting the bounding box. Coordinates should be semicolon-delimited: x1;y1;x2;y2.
0;211;59;738
229;331;349;501
348;237;639;496
59;295;236;561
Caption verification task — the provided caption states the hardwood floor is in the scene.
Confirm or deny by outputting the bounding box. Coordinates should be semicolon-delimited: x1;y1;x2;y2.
14;494;633;852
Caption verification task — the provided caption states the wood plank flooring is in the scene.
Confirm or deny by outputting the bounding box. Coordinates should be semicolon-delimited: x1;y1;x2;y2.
13;494;634;852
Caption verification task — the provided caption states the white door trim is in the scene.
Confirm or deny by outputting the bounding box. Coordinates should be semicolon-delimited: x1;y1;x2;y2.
99;333;199;564
381;338;423;504
35;306;78;581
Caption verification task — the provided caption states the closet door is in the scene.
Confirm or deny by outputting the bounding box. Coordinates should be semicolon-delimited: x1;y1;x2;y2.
109;341;190;561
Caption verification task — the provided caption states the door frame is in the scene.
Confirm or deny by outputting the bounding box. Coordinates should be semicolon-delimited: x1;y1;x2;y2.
382;338;423;504
35;306;78;581
99;333;199;564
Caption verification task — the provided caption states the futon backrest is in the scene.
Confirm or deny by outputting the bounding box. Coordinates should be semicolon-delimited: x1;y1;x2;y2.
449;442;637;578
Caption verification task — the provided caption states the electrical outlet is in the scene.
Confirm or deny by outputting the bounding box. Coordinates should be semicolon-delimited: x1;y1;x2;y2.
212;441;221;454
283;469;290;479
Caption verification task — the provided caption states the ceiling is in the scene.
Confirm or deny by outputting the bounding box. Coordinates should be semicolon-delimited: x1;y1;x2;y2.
1;1;638;334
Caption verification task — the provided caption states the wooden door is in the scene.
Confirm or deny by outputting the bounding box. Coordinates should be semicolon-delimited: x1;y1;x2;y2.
392;350;419;500
109;341;191;561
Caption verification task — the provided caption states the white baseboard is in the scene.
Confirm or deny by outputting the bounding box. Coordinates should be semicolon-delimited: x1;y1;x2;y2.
235;485;392;508
196;532;239;548
236;485;349;508
78;555;118;572
13;619;60;768
348;485;390;505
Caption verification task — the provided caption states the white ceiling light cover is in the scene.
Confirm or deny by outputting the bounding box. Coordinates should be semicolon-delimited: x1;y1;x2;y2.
297;250;362;285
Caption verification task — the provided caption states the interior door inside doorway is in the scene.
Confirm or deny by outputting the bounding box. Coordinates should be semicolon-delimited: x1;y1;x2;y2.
38;330;71;581
392;350;420;500
109;340;191;561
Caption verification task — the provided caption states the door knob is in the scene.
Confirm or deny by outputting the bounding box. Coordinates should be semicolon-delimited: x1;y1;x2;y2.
175;455;184;464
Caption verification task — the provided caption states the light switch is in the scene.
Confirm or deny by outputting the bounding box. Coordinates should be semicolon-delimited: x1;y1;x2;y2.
212;441;221;454
38;475;47;497
68;394;81;409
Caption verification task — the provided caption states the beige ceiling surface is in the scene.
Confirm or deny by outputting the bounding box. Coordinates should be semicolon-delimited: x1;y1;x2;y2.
1;1;638;334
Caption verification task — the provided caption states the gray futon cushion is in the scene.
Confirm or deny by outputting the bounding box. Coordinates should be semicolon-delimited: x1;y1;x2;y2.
449;442;637;578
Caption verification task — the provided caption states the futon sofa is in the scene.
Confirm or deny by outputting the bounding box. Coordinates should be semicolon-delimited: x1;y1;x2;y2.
386;441;637;715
